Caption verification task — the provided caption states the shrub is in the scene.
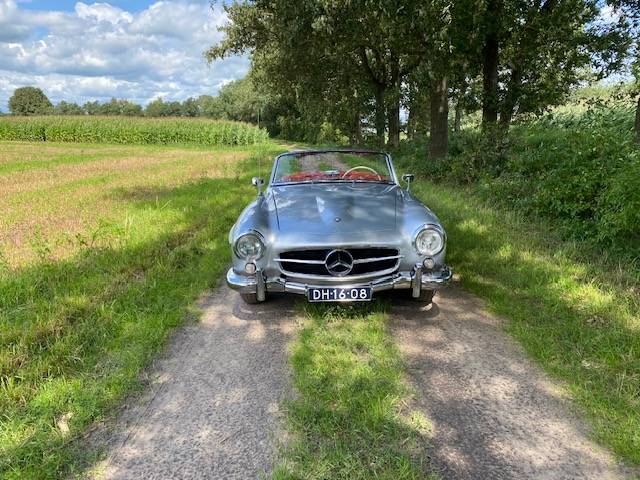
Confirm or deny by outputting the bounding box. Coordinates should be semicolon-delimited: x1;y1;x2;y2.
395;98;638;255
598;156;640;245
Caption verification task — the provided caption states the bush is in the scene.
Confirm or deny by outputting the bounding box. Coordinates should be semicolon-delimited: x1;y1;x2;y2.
0;116;269;146
598;157;640;244
395;98;638;255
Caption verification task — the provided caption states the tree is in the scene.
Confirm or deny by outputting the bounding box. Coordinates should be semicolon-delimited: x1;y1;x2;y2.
607;0;640;141
143;98;183;117
205;0;423;147
8;87;53;115
97;98;143;116
480;0;630;129
54;101;84;115
165;101;183;116
197;95;225;118
217;78;263;122
181;97;199;117
145;98;162;117
83;101;101;115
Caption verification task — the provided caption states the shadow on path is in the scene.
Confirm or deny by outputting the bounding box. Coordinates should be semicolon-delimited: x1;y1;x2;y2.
97;288;298;480
388;286;634;480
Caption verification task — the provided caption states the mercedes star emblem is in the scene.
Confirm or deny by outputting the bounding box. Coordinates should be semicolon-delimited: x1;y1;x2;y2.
324;249;353;276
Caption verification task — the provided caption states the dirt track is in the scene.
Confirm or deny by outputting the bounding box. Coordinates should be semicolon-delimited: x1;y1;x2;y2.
391;286;632;480
93;284;633;480
94;287;297;480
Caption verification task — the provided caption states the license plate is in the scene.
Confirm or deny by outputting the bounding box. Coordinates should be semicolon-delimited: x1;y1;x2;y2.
307;287;372;302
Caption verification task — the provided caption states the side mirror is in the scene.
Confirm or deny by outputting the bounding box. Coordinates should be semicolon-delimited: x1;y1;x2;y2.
402;173;415;192
252;176;265;196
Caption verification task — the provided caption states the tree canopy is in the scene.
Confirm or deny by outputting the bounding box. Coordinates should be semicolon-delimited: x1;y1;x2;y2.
8;87;53;116
206;0;633;156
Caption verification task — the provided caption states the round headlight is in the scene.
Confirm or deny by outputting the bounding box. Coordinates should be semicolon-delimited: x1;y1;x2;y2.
234;233;264;260
414;227;444;256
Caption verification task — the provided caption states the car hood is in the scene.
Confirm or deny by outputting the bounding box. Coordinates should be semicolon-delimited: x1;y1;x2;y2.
272;183;398;233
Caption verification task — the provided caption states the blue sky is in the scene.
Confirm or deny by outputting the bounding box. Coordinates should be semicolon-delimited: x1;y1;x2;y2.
0;0;249;111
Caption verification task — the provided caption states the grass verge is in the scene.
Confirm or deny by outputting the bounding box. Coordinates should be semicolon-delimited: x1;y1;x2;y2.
410;180;640;465
0;141;282;479
272;301;436;480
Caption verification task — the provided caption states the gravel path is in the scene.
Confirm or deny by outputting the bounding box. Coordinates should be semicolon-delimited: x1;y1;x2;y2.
95;286;297;480
390;285;633;480
94;282;633;480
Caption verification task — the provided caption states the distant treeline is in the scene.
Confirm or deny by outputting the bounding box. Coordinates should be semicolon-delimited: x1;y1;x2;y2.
5;79;263;122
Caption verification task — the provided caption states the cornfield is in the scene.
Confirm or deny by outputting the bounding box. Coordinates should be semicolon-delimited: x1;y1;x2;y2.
0;116;270;146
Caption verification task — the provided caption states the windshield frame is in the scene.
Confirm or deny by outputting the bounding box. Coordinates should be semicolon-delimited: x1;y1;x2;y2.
269;149;399;187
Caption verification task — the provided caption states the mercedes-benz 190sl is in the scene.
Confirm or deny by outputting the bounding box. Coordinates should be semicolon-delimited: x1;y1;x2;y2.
226;149;452;304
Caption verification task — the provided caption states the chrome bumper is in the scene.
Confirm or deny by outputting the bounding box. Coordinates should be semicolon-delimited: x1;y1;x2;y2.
226;265;452;300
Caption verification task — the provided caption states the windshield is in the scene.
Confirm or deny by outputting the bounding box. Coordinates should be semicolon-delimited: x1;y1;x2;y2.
273;151;393;184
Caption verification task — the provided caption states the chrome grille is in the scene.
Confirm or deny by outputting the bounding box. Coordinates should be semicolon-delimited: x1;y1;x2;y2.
276;248;400;277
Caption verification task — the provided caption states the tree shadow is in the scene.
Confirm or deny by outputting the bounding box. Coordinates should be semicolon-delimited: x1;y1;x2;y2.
389;285;638;479
0;172;262;477
399;184;640;472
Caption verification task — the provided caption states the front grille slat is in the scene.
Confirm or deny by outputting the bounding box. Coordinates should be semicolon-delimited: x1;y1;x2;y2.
276;248;400;277
274;258;325;264
353;255;402;264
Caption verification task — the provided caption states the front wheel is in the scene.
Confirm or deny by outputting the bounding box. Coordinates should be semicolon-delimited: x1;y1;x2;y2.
240;293;265;304
412;289;435;304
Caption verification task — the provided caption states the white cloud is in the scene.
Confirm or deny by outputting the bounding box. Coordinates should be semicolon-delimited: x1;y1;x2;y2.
0;0;249;111
75;2;132;24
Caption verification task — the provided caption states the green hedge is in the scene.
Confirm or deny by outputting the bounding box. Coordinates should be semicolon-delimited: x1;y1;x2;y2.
396;102;639;255
0;116;269;146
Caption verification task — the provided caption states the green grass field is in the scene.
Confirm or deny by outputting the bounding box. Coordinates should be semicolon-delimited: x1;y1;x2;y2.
0;140;282;478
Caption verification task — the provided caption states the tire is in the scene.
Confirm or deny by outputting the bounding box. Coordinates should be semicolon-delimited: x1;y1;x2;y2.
412;289;435;304
240;293;263;304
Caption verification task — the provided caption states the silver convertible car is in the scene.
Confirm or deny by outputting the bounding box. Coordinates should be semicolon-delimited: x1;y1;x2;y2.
226;149;452;304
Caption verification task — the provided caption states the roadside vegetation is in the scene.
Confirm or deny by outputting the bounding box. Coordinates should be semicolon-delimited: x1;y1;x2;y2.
0;140;281;478
0;116;268;146
397;94;639;257
273;302;435;480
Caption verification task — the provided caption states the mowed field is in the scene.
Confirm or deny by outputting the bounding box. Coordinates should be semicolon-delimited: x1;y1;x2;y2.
0;140;281;478
1;141;258;266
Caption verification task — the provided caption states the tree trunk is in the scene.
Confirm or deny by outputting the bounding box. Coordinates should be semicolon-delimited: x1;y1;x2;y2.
407;105;416;140
429;74;449;159
354;113;363;145
387;99;400;148
387;56;401;148
482;0;500;127
454;101;462;132
499;109;512;127
635;95;640;144
374;85;386;148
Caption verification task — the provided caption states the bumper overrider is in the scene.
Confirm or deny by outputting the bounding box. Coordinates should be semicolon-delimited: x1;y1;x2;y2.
226;263;452;301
